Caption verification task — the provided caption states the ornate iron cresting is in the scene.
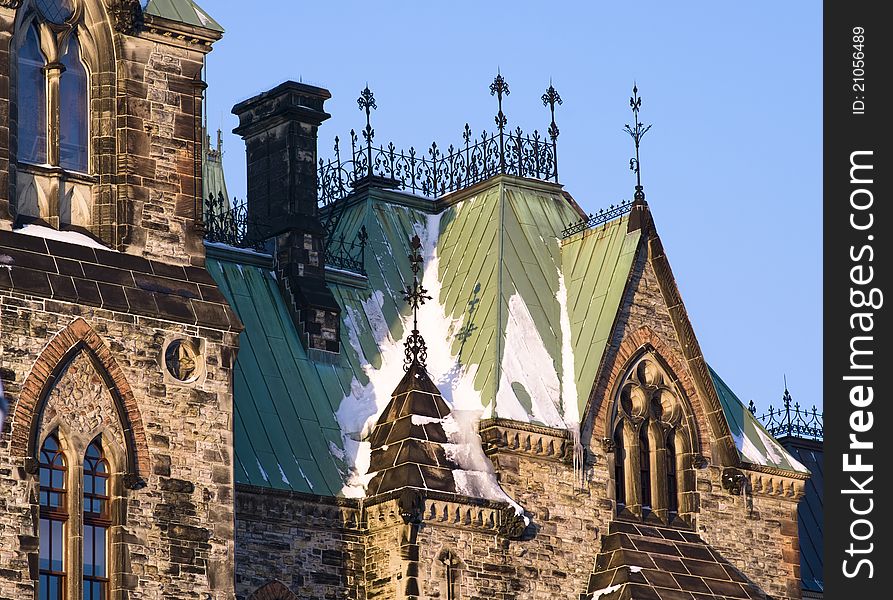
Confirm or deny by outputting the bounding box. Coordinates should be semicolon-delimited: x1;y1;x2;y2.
403;234;432;371
203;192;270;251
624;84;652;202
749;389;824;441
203;192;368;275
317;75;561;206
561;199;634;238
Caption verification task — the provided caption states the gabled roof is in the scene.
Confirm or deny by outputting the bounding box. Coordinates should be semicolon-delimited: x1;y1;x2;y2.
144;0;223;33
209;174;806;498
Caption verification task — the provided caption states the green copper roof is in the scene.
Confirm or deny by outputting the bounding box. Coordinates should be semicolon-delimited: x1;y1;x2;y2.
144;0;223;32
210;177;643;494
709;366;809;474
210;175;803;496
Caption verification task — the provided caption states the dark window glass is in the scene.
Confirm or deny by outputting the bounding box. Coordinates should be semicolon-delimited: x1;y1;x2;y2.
36;0;75;25
39;434;66;600
83;439;109;600
667;434;679;516
59;34;88;172
17;25;48;165
639;426;651;511
613;422;625;508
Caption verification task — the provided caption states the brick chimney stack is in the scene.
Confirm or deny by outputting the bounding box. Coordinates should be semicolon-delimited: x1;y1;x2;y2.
232;82;342;359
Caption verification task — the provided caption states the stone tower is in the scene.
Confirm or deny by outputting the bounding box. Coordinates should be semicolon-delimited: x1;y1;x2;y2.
0;2;239;599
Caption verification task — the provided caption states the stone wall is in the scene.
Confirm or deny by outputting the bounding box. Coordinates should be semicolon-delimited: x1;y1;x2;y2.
0;293;238;599
234;486;363;600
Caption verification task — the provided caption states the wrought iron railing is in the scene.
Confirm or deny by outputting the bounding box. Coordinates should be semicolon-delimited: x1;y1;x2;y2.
203;193;271;252
325;227;368;274
202;192;368;275
749;391;823;441
317;75;563;207
561;199;634;238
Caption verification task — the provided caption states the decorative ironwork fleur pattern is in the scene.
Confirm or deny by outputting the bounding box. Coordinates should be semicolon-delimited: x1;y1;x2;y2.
542;82;563;180
202;192;369;275
403;235;432;371
624;84;652;201
317;75;561;206
749;389;823;441
561;199;634;238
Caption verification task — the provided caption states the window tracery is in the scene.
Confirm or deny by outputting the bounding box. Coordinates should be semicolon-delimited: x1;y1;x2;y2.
609;353;696;524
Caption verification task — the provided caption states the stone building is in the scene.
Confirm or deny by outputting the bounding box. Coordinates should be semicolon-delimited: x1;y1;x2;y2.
1;2;813;600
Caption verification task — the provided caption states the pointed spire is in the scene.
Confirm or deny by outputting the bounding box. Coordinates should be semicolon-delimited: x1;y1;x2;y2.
403;234;432;371
623;83;652;202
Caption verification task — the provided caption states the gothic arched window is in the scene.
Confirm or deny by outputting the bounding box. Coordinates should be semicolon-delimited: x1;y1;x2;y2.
36;431;117;599
666;432;679;516
16;23;47;165
610;353;696;524
59;34;89;172
15;0;90;172
83;439;110;600
613;421;625;508
39;433;67;600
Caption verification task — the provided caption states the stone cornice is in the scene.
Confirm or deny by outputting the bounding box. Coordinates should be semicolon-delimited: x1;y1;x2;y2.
141;13;222;51
363;488;527;538
479;417;573;463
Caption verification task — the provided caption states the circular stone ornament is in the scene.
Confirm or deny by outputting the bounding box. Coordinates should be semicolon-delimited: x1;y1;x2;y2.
164;339;201;383
35;0;77;25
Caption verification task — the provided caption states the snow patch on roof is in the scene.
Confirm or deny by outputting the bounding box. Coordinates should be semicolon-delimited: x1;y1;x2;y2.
277;464;290;486
587;583;623;599
333;211;526;514
16;224;110;250
495;293;564;427
255;459;269;483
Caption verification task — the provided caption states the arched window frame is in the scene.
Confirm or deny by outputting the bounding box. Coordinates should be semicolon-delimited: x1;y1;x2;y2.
38;432;68;600
14;0;91;173
35;428;120;600
609;351;698;525
83;438;110;600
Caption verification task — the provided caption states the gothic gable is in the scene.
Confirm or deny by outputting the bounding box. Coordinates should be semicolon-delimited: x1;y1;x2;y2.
583;204;739;469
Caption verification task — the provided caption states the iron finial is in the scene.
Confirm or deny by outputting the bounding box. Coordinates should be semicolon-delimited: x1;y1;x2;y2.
403;234;432;371
490;72;510;173
358;85;377;168
542;81;563;182
623;82;652;201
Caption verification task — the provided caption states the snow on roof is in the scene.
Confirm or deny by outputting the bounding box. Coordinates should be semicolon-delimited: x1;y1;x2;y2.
15;224;110;251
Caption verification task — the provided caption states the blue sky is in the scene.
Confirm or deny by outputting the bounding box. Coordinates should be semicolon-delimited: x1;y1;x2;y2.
202;1;822;414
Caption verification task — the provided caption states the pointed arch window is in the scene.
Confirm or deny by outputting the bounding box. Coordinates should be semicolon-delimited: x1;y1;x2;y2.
59;33;89;172
666;433;679;517
15;0;90;173
39;434;67;600
639;426;651;512
16;23;47;165
613;421;625;508
83;439;109;600
36;432;116;599
610;353;696;524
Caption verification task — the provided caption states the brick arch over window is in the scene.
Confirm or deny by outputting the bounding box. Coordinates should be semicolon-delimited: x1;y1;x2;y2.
10;317;149;488
248;580;299;600
587;325;739;467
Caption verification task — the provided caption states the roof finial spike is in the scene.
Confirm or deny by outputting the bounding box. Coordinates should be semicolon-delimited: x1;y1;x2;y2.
403;234;433;371
623;82;652;202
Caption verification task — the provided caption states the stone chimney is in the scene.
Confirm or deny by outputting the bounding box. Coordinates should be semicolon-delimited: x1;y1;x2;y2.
232;82;342;359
